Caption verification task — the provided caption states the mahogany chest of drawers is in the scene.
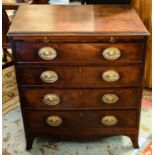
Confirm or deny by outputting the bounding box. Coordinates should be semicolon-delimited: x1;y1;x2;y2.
8;5;149;150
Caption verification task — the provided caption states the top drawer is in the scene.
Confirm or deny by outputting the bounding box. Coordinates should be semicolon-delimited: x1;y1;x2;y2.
14;42;144;64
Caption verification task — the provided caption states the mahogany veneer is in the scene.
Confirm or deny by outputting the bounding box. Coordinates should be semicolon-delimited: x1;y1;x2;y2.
20;88;140;109
24;110;137;128
15;42;144;63
17;65;142;87
8;5;149;150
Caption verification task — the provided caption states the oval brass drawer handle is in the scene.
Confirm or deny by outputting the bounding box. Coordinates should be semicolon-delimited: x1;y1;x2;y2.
101;115;118;126
102;70;120;82
40;71;58;83
43;94;60;105
102;47;121;60
46;116;62;127
38;47;57;60
102;94;119;104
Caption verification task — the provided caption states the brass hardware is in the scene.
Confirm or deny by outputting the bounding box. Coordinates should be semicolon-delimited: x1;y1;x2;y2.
109;37;116;43
46;116;62;127
102;47;121;60
43;94;60;105
102;70;120;82
43;37;49;43
40;71;58;83
101;116;118;126
102;94;119;104
38;47;57;60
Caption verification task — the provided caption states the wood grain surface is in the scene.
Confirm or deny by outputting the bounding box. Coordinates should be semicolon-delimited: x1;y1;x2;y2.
8;5;148;36
9;5;148;149
20;88;141;109
15;42;144;63
17;65;142;87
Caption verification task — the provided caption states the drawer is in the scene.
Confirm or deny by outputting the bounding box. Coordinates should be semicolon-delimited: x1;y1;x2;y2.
15;42;144;63
21;88;140;109
24;110;137;129
17;65;142;87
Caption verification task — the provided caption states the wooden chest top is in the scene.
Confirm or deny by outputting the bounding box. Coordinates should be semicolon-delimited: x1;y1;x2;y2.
8;5;148;36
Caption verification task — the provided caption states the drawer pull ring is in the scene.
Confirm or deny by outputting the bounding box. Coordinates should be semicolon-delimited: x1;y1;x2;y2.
43;94;60;105
46;116;62;127
43;37;49;43
101;116;118;126
102;94;119;104
40;71;58;83
109;37;116;43
102;70;120;82
102;47;121;60
38;47;57;60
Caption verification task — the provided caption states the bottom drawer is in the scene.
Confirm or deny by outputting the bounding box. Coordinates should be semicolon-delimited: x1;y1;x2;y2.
24;110;137;129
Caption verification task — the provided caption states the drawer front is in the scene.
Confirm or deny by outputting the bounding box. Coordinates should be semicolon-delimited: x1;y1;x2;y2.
15;42;144;63
24;110;137;129
17;65;142;87
21;88;140;109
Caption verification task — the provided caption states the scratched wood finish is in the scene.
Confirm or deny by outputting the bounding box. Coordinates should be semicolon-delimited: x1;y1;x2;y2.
8;5;149;150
